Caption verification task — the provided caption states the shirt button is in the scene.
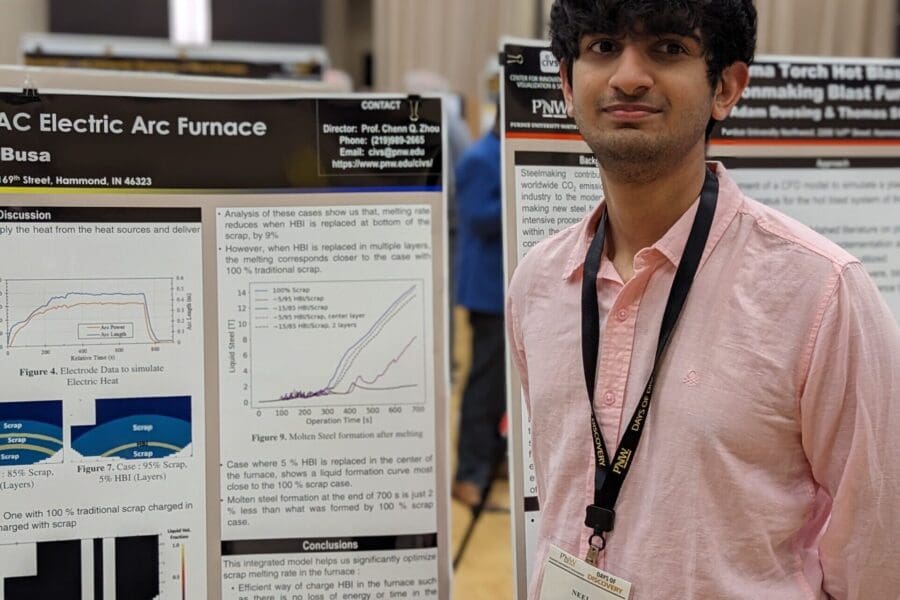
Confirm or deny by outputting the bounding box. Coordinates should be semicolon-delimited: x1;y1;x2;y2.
616;308;629;322
603;391;615;405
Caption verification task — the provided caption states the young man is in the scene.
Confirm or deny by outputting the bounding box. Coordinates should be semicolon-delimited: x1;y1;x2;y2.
506;1;900;598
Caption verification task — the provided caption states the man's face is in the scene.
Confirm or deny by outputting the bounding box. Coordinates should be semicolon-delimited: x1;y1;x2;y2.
561;29;726;182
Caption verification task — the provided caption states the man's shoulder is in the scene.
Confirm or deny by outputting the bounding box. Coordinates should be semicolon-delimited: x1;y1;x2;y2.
735;193;859;272
510;217;588;297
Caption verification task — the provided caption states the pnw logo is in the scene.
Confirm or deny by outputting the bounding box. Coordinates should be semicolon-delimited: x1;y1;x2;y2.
532;99;567;119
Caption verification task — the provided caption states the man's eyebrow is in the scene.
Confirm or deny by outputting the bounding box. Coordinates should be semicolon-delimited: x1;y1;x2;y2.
653;31;702;44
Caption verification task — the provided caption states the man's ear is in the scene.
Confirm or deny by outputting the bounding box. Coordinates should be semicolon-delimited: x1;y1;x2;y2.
711;61;750;121
560;60;575;118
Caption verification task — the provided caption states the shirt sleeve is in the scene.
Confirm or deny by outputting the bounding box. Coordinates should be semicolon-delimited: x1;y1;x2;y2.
505;270;531;415
799;262;900;599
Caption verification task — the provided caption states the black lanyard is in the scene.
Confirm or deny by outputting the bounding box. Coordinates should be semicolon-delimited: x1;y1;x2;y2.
581;168;718;557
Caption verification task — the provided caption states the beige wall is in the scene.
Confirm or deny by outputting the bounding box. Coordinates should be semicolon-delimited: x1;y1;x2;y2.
0;0;48;65
756;0;896;57
324;0;374;88
372;0;538;100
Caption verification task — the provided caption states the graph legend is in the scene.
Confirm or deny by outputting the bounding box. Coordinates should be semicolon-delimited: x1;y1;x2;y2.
249;280;426;408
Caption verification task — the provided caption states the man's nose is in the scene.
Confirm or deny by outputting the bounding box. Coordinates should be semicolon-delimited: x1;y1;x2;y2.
608;46;654;96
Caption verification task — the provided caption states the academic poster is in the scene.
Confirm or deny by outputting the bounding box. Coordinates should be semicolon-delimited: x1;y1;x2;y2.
0;77;450;599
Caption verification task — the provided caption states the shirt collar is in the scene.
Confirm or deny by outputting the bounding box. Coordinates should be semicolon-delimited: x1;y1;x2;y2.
562;162;743;281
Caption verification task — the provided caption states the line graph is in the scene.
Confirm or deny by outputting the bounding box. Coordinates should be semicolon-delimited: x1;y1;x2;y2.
249;280;426;407
5;278;174;348
276;336;418;401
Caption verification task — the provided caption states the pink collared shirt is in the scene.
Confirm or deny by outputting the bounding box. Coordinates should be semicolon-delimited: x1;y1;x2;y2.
506;164;900;599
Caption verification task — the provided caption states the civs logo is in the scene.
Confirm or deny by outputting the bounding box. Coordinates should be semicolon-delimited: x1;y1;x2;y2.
539;50;559;73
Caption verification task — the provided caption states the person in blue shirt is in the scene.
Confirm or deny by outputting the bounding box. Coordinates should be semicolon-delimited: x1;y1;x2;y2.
452;117;506;508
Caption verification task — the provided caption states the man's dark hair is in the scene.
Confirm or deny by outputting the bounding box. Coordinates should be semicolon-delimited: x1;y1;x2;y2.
549;0;757;89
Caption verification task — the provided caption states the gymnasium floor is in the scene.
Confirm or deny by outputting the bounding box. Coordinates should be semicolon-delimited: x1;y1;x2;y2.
449;307;514;599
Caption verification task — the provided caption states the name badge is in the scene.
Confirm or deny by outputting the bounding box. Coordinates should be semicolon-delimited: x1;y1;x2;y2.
539;545;632;600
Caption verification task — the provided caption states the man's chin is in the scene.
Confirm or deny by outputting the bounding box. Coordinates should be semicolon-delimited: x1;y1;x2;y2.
589;134;660;163
584;137;675;182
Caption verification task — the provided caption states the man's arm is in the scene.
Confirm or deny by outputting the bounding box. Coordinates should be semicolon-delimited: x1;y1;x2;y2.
799;262;900;599
505;277;531;410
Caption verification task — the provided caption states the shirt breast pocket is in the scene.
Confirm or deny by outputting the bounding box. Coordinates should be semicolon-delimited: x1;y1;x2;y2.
659;343;802;468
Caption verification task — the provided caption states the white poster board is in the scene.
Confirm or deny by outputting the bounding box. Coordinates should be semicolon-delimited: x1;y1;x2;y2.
0;71;451;599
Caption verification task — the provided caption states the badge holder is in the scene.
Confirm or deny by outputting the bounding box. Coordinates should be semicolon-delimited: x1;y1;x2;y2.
584;505;614;563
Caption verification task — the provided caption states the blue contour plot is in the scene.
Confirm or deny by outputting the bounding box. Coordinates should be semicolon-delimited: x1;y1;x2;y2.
0;401;64;466
71;396;191;460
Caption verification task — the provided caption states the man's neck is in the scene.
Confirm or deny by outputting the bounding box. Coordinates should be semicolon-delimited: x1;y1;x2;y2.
600;150;709;282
